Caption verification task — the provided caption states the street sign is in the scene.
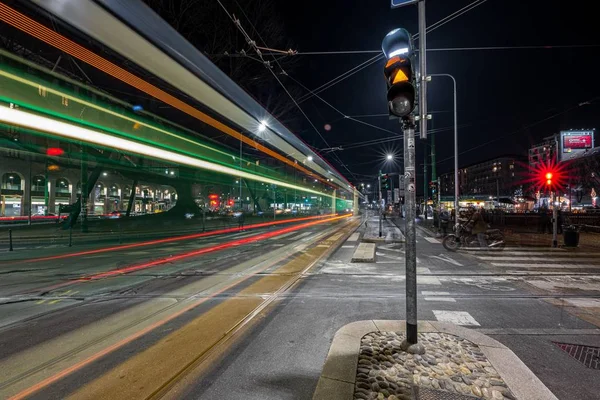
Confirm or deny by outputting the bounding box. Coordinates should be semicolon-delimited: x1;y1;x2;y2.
391;0;419;8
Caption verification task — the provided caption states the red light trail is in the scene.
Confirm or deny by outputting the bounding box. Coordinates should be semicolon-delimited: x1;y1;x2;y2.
12;214;338;264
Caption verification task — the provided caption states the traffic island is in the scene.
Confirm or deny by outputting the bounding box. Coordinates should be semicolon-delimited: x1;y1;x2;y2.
351;243;376;263
313;320;557;400
363;216;405;244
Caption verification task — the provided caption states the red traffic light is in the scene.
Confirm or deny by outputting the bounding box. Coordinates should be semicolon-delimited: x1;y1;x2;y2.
46;147;64;156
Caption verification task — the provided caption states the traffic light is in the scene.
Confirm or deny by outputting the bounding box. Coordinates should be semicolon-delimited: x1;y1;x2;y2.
381;173;390;190
381;28;416;118
545;172;553;186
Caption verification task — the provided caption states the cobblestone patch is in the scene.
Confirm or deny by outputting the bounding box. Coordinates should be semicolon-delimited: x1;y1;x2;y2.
354;332;515;400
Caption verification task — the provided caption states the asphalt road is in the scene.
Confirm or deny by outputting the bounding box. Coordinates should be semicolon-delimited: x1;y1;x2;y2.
169;214;600;400
0;214;357;399
1;212;599;400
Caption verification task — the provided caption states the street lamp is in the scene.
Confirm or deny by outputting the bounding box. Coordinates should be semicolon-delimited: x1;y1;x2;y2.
307;155;313;162
387;154;394;161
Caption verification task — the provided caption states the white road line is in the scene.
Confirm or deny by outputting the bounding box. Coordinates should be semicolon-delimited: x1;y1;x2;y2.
428;254;463;266
271;243;285;247
293;232;313;240
425;297;456;302
341;245;355;249
418;276;442;285
424;237;440;244
461;247;566;252
491;263;600;269
270;231;298;240
421;291;450;296
347;233;360;242
433;310;480;326
478;257;600;262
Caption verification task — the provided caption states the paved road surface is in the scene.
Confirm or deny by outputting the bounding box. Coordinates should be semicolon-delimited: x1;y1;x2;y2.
1;213;599;399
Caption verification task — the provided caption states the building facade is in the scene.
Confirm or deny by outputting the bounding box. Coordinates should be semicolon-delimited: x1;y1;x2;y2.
439;156;526;205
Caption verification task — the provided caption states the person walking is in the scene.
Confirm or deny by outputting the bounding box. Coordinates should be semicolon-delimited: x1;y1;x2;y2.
471;208;488;248
439;208;450;236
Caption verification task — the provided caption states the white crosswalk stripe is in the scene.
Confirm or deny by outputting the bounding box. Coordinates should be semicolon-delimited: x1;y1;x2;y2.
461;246;600;270
433;310;480;326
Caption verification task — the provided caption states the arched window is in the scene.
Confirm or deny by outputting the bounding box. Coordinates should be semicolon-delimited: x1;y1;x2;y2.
55;178;70;194
1;173;22;190
32;175;46;192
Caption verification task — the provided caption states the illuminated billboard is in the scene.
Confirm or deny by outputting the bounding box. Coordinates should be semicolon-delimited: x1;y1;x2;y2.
560;129;595;161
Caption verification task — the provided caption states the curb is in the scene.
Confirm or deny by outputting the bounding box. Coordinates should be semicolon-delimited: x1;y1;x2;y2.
313;320;558;400
350;242;375;263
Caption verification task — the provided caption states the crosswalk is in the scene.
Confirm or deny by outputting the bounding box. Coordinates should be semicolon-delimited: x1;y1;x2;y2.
461;246;600;270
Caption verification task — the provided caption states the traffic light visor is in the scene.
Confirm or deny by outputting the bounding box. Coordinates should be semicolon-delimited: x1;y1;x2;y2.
388;82;415;117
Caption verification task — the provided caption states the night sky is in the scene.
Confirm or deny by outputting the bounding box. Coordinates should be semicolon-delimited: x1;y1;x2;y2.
255;0;600;188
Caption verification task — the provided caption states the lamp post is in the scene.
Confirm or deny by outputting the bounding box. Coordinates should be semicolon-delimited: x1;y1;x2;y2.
428;74;458;224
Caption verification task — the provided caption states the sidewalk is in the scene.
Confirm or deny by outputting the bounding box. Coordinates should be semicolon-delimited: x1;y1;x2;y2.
362;215;405;243
314;320;557;400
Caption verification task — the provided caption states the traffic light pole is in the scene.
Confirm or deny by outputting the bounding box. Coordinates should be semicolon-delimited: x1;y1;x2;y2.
552;192;558;248
418;0;427;140
401;117;424;354
378;171;383;237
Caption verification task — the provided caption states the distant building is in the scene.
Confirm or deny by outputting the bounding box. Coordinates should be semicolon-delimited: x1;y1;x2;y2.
528;135;559;172
439;156;526;208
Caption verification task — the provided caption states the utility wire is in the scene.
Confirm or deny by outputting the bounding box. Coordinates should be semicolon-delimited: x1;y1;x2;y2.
436;97;600;166
295;0;489;103
223;0;357;180
250;44;600;56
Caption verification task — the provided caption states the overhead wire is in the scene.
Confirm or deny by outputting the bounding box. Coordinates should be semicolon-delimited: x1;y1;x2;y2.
436;97;600;166
225;0;358;181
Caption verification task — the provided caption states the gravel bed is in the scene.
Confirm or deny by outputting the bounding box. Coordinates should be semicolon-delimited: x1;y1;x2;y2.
354;332;516;400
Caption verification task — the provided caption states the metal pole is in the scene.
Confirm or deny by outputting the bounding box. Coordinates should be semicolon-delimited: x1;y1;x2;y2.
430;74;458;227
378;171;383;237
423;146;428;217
552;192;558;248
28;158;32;225
80;147;88;233
401;118;422;352
8;229;13;251
44;158;49;216
68;224;72;247
418;0;427;140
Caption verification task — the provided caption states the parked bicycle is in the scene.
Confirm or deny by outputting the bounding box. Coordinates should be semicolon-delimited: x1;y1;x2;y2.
442;222;505;251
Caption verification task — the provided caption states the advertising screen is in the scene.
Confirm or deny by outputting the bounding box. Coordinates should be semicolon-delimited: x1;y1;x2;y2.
563;134;592;151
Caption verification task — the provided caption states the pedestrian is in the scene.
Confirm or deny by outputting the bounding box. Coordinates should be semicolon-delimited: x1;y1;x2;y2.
557;210;563;234
439;208;450;236
238;211;245;230
471;208;488;248
538;209;548;233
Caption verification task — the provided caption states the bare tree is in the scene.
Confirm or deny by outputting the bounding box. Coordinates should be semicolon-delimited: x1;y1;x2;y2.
142;0;303;121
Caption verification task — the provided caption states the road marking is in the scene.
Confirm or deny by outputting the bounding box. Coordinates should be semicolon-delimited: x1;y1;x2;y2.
422;291;450;296
433;310;480;326
491;262;600;269
479;256;600;262
425;297;456;302
341;245;355;248
271;243;285;247
347;233;360;242
317;244;329;248
428;254;463;266
424;237;440;243
269;231;297;240
292;232;313;240
124;251;151;256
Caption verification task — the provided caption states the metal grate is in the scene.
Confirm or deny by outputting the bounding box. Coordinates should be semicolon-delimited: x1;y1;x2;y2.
554;342;600;369
416;387;482;400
